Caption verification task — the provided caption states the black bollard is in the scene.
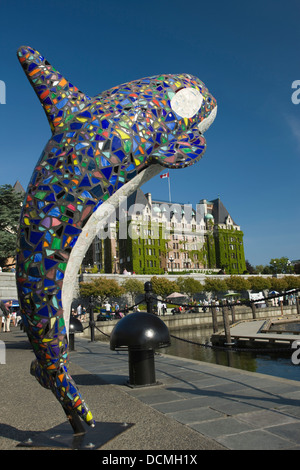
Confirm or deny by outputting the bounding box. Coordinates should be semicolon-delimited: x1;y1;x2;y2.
296;297;300;316
110;311;170;387
69;332;75;351
144;281;153;314
128;349;156;387
69;316;83;351
89;295;95;342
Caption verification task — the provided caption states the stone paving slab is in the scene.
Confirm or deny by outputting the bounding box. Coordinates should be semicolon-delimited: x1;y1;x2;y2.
2;330;300;450
0;330;225;451
70;336;300;450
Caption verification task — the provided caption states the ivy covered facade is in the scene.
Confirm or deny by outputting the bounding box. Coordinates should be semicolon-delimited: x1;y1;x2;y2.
87;190;246;275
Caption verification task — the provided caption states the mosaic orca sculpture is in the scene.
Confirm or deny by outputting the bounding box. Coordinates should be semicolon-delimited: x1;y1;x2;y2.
16;45;217;429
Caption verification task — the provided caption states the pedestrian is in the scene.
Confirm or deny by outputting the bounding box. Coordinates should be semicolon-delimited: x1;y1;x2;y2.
124;304;129;316
2;300;12;332
105;301;111;314
82;306;87;321
0;302;4;332
11;308;17;327
114;302;120;318
76;304;82;318
157;301;162;316
16;309;22;326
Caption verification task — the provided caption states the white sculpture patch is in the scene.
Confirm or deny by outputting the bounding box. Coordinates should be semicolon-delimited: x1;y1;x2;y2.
198;105;217;134
171;87;203;118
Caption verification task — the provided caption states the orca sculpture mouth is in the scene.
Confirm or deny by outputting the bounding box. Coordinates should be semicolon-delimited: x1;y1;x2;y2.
198;105;218;134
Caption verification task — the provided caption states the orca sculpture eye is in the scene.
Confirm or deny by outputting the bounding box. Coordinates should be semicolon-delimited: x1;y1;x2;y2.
171;87;203;118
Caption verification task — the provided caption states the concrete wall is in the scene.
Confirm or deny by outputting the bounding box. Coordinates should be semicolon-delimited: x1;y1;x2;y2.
80;272;297;284
0;273;18;299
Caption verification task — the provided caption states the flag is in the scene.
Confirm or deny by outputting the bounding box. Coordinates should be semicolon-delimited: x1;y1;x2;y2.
160;172;171;202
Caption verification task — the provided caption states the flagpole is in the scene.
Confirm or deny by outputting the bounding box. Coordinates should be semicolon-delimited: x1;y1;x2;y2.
160;172;171;202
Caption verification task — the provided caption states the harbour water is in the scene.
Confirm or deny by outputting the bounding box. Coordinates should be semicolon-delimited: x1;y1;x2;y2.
160;325;300;382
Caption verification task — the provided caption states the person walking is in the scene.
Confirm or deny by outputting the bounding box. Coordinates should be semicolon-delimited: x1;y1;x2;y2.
76;304;82;318
0;303;4;332
105;301;112;315
114;302;120;318
1;300;12;332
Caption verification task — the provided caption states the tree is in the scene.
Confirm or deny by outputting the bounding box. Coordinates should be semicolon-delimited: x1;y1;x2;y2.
248;276;271;292
150;276;179;298
269;277;288;292
284;276;300;290
245;260;255;274
294;263;300;274
269;257;293;274
122;278;144;302
176;277;203;299
203;278;228;293
254;264;267;274
79;277;124;304
0;184;23;267
226;276;250;292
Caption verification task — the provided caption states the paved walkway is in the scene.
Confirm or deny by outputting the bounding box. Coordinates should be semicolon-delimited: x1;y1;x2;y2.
2;329;300;450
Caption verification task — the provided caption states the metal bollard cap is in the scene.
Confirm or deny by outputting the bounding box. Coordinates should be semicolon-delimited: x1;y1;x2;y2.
110;311;170;351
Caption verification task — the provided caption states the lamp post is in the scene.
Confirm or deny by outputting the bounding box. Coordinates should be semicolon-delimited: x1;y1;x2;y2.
169;256;174;274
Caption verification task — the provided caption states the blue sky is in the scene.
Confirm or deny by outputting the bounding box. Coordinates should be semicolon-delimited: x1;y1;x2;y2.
0;0;299;267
